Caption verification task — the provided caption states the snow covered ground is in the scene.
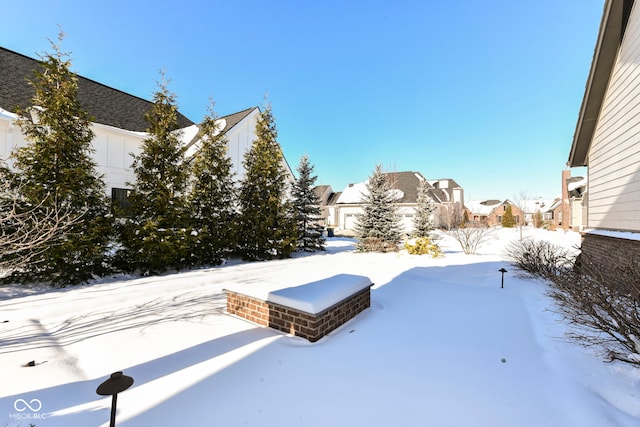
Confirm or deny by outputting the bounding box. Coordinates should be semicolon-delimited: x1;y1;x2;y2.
1;227;639;426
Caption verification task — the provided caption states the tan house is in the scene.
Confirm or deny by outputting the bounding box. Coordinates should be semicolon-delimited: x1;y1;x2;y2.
320;172;464;235
569;0;640;275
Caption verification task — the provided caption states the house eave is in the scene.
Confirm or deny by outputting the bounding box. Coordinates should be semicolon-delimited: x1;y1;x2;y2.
569;0;634;167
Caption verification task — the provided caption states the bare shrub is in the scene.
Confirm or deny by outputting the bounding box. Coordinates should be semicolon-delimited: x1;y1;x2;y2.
356;237;399;253
505;238;575;279
0;178;79;279
548;252;640;366
446;221;492;255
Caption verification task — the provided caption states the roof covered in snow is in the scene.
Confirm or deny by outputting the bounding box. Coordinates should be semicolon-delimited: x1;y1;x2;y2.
466;199;555;215
0;46;194;132
337;171;439;204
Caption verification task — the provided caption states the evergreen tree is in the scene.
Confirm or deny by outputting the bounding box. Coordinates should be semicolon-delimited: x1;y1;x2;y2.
116;73;191;274
412;179;436;238
502;205;516;228
533;210;544;228
355;164;402;252
9;32;112;285
236;103;295;260
291;155;325;252
187;101;237;265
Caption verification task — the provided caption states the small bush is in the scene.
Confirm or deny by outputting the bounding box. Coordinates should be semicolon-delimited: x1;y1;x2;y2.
505;238;574;279
549;253;640;366
404;237;441;257
509;238;640;366
356;237;399;253
447;222;492;255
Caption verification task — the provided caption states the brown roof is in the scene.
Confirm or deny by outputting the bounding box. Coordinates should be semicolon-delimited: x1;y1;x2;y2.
0;46;194;132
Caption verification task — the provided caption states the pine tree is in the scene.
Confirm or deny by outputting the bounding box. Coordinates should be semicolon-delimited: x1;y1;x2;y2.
236;103;295;260
9;32;112;285
502;205;516;228
355;164;402;252
116;73;191;274
291;155;325;252
533;210;544;228
412;179;436;238
187;101;237;265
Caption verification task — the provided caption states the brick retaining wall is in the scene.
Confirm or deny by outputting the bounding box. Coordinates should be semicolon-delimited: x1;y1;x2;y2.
226;286;371;342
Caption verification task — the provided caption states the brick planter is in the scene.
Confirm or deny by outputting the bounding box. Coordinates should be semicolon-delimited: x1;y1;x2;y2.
225;274;373;342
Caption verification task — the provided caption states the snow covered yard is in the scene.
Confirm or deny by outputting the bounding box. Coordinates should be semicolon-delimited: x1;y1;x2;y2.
1;228;639;426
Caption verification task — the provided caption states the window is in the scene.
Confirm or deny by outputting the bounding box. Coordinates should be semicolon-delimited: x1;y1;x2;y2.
111;187;133;216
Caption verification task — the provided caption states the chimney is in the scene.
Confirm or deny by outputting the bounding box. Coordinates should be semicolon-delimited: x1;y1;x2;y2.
561;169;571;230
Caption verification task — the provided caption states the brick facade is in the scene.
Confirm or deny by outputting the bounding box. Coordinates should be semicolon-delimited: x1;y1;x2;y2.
226;287;371;342
580;233;640;283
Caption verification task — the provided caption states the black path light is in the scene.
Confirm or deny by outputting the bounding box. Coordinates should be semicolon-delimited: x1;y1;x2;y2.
499;268;508;289
96;371;134;427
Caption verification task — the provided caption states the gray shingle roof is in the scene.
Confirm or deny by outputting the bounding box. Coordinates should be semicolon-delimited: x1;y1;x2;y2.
383;171;433;204
219;107;258;132
0;46;194;132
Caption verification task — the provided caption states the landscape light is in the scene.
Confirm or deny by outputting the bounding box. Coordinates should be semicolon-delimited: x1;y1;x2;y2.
499;268;508;289
96;371;134;427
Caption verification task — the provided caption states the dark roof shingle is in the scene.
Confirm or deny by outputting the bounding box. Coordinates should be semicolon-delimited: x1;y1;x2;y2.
0;46;194;132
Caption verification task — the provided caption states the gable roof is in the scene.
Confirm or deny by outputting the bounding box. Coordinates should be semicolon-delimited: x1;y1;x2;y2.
466;199;503;216
0;46;194;132
218;107;258;133
336;171;437;204
428;178;463;203
569;0;635;167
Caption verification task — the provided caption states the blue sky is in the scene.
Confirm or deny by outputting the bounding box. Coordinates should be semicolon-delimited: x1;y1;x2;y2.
3;1;603;200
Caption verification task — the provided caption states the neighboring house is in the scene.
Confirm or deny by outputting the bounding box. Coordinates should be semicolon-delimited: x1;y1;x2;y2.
465;199;524;227
0;46;293;205
428;178;466;227
518;198;555;226
325;171;463;235
568;0;640;276
313;185;335;228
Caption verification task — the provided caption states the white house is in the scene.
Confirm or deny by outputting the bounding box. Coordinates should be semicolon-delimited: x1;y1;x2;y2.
0;46;293;205
321;171;464;235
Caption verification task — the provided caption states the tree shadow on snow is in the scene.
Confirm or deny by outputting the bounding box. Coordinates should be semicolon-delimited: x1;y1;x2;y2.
0;326;273;427
0;291;227;355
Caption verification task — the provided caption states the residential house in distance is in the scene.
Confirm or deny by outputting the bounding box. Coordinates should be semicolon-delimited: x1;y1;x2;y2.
466;197;563;228
313;185;338;228
569;0;640;277
428;178;465;227
550;170;587;230
320;171;464;235
0;46;293;206
465;200;525;227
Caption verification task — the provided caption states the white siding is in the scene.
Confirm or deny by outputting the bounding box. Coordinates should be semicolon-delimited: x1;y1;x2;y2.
225;109;260;182
589;1;640;231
